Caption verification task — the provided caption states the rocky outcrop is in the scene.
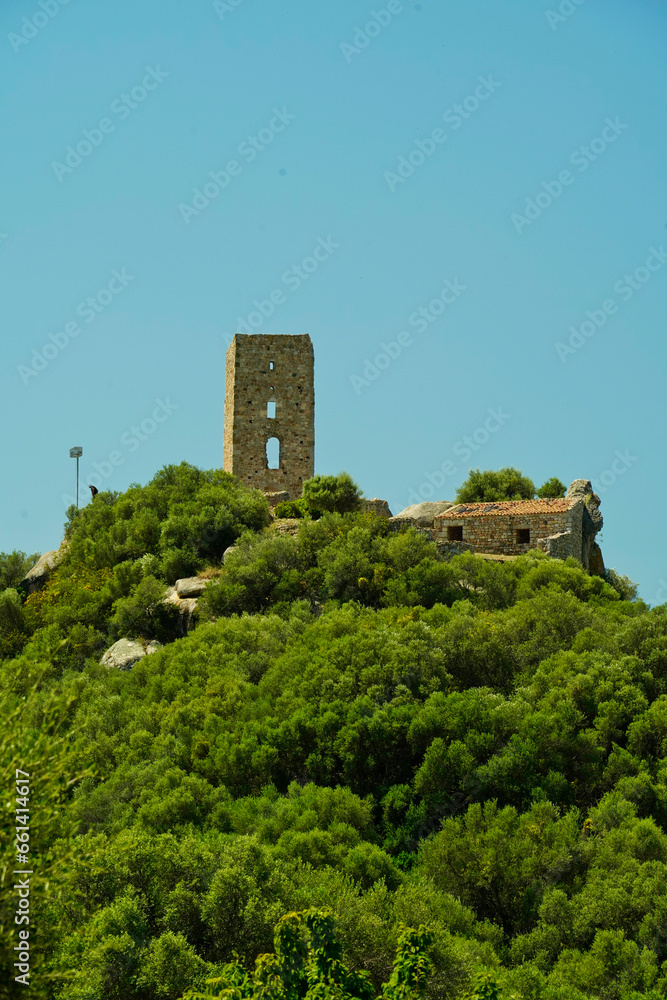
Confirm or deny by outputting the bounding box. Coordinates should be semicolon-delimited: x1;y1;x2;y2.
390;501;454;529
271;518;301;537
589;542;605;577
362;499;392;518
175;576;209;598
101;638;162;670
566;479;603;571
19;541;69;595
222;545;237;563
163;588;199;636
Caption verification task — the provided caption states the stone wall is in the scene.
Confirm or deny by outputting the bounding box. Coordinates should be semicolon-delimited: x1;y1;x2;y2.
432;505;583;559
223;334;314;499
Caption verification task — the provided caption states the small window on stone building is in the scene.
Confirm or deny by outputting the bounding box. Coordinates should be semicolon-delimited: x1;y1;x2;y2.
267;401;276;419
269;361;274;370
266;437;280;469
516;528;530;544
447;526;463;541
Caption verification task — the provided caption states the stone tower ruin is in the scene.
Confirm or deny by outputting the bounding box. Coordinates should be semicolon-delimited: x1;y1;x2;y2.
223;334;314;498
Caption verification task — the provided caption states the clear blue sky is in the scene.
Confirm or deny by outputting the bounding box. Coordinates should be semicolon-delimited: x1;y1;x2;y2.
1;0;665;601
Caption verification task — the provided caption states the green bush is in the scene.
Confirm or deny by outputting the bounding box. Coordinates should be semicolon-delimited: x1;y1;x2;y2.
64;463;271;581
302;472;363;517
110;575;181;642
274;500;307;518
536;477;567;498
455;468;535;503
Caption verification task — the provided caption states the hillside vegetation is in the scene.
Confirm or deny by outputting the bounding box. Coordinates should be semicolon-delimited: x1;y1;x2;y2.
1;463;665;1000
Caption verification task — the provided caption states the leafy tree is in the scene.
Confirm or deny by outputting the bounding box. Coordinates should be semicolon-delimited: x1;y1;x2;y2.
536;477;567;499
465;972;504;1000
180;909;432;1000
605;568;639;602
455;468;536;504
302;473;363;518
0;551;40;590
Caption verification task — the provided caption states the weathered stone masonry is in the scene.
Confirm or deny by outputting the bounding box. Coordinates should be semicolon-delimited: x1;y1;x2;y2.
432;497;584;558
223;334;314;498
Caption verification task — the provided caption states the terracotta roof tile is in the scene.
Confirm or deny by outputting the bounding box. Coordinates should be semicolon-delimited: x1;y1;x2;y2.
435;498;579;519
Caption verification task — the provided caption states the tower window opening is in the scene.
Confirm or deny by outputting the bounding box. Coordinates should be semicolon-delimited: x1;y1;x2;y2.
267;401;276;419
266;437;280;469
269;361;274;370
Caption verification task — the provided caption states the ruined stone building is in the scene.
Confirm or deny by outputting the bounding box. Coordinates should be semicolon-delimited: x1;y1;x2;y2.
223;334;314;498
428;480;604;572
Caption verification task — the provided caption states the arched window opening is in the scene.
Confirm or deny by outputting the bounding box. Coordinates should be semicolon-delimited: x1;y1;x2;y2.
267;401;276;419
266;437;280;469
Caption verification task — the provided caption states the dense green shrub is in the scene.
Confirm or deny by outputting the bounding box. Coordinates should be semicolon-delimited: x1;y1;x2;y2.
455;468;536;503
63;463;271;581
274;500;307;518
536;477;567;498
301;472;363;517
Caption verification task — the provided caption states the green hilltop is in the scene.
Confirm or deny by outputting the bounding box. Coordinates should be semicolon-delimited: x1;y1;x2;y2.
1;462;665;1000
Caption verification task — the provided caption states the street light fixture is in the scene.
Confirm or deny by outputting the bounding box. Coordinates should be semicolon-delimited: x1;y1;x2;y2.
69;446;83;508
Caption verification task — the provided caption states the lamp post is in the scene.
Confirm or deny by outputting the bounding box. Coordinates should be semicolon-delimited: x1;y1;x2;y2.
69;446;83;508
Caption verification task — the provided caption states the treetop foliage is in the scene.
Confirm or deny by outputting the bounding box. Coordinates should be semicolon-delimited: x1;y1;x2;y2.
455;469;566;504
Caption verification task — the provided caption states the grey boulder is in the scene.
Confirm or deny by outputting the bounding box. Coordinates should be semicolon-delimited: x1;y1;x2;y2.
391;501;454;527
100;638;162;671
175;576;209;598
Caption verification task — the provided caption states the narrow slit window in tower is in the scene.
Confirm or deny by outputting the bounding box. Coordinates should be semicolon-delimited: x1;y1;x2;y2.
269;361;274;370
267;401;276;419
266;437;280;469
